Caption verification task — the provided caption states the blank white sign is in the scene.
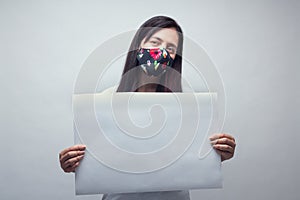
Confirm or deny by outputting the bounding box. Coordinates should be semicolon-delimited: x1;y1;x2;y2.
73;89;222;195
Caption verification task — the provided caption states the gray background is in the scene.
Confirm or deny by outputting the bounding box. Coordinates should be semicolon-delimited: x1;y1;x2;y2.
0;0;299;200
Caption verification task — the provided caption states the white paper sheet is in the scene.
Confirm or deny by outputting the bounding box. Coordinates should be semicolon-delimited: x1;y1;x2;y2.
73;88;222;195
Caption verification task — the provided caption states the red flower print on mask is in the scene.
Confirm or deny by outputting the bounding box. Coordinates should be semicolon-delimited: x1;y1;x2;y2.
149;48;162;60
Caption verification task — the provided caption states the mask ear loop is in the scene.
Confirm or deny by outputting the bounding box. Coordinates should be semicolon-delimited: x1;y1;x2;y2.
136;48;147;75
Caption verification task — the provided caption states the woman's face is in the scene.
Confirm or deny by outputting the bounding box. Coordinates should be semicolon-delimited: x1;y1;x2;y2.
140;28;179;60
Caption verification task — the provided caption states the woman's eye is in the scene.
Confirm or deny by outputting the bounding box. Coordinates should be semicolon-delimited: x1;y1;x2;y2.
167;47;176;54
150;40;159;45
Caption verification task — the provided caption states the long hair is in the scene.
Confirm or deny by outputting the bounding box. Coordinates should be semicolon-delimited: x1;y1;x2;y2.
117;16;183;92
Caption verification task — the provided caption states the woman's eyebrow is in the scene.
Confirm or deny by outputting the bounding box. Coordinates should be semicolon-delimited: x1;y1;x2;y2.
150;36;163;42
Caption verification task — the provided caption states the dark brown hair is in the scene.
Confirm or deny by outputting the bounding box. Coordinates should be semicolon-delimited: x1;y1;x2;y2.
117;16;183;92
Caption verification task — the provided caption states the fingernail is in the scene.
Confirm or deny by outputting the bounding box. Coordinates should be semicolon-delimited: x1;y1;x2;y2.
210;140;218;145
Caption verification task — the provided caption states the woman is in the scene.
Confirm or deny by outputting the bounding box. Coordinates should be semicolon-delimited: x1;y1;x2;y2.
59;16;236;200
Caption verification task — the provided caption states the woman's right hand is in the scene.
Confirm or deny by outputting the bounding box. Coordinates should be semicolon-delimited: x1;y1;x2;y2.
59;144;86;173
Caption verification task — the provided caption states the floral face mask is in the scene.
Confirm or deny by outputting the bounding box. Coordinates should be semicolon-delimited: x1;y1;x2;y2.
136;48;174;76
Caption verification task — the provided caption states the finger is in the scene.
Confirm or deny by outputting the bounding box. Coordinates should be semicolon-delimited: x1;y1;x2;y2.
70;162;80;173
62;155;84;169
63;163;79;173
214;137;236;148
213;144;234;154
63;155;84;166
59;145;86;159
209;133;235;142
62;161;80;173
60;150;85;164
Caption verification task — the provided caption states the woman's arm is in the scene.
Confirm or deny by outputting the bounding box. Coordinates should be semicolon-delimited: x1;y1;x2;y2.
59;144;86;173
210;133;236;162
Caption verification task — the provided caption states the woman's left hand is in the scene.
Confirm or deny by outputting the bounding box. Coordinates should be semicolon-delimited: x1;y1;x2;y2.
210;133;236;162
